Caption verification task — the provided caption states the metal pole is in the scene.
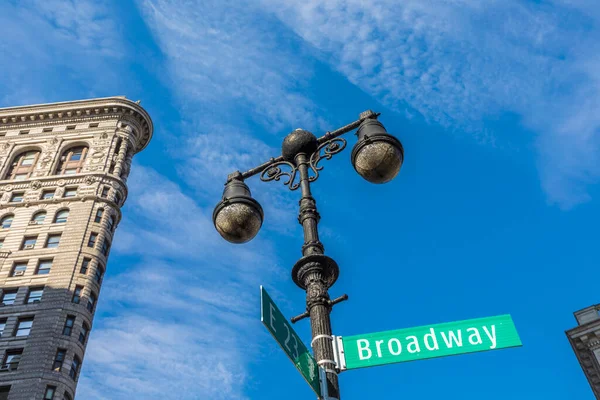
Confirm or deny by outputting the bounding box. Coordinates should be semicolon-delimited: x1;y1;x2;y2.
294;152;340;399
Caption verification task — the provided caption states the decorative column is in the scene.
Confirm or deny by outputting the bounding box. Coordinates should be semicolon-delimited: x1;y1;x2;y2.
112;135;129;178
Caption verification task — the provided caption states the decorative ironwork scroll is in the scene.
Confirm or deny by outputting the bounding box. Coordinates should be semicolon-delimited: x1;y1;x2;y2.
260;159;301;190
308;138;347;182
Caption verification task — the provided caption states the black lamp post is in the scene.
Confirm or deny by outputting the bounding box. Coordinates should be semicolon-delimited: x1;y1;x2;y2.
213;110;403;399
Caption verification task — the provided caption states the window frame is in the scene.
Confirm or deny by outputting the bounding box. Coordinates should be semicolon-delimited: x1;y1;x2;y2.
63;316;75;336
63;187;77;198
54;209;69;224
87;232;98;248
9;192;24;203
11;262;27;277
52;349;66;372
36;259;53;275
94;208;104;223
32;211;46;224
26;287;43;304
56;146;88;175
3;349;23;371
72;286;83;304
45;234;61;249
5;150;40;180
44;386;56;400
1;290;17;306
14;317;33;337
0;215;13;229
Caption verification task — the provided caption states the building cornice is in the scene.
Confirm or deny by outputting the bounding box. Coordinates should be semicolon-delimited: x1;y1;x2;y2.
0;96;153;153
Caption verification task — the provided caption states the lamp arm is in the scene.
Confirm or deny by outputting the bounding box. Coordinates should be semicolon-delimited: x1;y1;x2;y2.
235;110;379;181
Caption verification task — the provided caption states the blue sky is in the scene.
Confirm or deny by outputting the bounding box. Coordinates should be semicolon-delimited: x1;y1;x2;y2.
1;0;600;398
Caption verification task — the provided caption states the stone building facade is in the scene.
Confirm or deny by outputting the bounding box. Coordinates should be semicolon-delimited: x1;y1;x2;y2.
0;97;153;399
566;305;600;399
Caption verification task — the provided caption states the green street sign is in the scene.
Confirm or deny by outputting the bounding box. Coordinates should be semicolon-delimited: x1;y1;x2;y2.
260;286;321;396
337;314;522;370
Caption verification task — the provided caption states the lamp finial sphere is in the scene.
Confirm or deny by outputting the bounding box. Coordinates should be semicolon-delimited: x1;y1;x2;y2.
282;129;318;161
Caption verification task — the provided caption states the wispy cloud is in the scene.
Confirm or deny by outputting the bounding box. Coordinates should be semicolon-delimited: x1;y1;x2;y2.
261;0;600;208
136;0;327;133
78;167;286;399
0;0;126;106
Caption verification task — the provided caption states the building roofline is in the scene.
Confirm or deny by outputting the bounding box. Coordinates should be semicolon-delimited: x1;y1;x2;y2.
0;96;154;152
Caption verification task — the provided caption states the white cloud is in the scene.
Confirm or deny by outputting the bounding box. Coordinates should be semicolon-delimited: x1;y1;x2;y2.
0;0;126;106
260;0;600;208
135;0;327;133
78;168;286;399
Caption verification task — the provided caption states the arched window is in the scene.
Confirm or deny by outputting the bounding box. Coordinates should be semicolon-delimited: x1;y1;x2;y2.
56;146;88;175
32;211;46;224
54;209;69;224
1;214;14;229
5;150;41;180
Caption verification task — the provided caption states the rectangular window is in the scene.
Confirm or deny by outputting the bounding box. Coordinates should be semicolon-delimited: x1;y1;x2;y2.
36;259;52;275
87;293;96;312
1;290;17;306
21;236;37;250
0;319;6;337
80;258;90;274
13;174;27;181
45;234;61;248
14;318;33;337
11;262;27;277
44;386;56;400
52;349;65;371
0;239;4;249
0;386;8;400
94;209;103;223
0;132;6;137
66;125;76;130
42;127;53;133
78;323;89;344
107;216;115;231
94;266;104;284
89;123;99;128
26;287;43;304
101;239;110;256
64;169;77;175
69;355;80;380
42;190;55;199
63;316;75;336
63;188;77;198
101;187;110;198
10;193;24;202
18;130;29;135
72;286;82;304
2;349;23;371
88;232;98;248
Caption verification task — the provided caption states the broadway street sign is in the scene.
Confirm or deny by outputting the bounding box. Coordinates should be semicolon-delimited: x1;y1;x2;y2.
335;314;521;370
260;286;321;396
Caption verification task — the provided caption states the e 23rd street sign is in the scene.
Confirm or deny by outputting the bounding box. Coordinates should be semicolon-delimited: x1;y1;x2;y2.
338;314;522;370
260;286;321;396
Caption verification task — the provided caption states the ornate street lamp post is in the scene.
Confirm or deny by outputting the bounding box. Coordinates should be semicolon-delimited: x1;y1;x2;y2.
213;110;404;399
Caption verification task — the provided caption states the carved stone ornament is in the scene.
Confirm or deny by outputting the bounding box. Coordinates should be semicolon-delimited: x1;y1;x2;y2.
30;181;42;190
90;148;107;164
57;179;66;187
84;175;96;185
3;185;13;192
100;131;108;139
0;142;11;153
